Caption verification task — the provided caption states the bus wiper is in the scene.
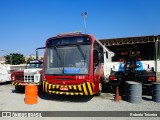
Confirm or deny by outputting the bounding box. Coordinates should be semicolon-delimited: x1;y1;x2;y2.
77;44;86;65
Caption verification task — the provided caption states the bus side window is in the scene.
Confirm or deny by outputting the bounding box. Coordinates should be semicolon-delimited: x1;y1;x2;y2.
99;47;104;63
94;49;99;66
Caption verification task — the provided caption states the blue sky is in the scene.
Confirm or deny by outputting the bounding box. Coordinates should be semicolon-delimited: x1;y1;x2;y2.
0;0;160;56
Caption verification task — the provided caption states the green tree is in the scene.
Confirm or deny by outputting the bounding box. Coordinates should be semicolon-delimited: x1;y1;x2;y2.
4;53;25;65
26;56;35;64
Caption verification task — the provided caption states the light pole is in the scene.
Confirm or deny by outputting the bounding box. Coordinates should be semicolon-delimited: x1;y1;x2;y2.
81;12;88;34
0;50;12;65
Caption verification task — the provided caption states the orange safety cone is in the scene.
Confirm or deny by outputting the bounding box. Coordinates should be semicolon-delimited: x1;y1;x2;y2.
114;85;122;101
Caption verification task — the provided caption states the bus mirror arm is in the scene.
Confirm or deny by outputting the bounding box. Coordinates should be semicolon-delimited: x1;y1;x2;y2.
36;47;46;60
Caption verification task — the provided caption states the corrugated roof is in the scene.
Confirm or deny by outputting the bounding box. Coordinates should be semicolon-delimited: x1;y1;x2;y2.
100;35;157;46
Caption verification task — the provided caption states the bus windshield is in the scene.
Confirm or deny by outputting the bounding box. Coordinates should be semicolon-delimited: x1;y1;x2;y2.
45;45;91;75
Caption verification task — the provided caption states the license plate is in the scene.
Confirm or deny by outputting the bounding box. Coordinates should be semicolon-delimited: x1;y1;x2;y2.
60;87;69;91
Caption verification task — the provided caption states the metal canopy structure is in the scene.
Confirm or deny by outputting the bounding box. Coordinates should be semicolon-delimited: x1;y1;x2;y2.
99;35;159;61
100;35;156;46
157;35;160;60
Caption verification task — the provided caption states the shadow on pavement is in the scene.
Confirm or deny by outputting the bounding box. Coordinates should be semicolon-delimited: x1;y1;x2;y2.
38;92;93;103
0;81;11;85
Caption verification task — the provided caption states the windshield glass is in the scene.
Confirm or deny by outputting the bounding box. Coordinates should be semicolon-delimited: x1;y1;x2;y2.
45;45;91;75
27;63;42;69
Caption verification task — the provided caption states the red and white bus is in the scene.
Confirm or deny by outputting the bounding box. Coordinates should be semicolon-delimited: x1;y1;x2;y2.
42;32;113;95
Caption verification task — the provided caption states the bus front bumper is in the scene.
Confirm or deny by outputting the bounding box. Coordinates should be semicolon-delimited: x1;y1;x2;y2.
42;81;94;95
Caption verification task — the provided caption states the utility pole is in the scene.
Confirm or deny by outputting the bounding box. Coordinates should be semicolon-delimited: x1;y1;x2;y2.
81;12;88;34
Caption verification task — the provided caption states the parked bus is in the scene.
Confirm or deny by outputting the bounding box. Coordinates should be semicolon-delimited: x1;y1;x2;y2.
42;32;114;95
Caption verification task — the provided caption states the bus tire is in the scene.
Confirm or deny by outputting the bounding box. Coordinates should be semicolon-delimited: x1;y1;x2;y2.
96;82;102;96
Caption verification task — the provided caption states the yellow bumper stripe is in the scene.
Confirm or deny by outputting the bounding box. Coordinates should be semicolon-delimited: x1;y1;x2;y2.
48;84;51;89
11;82;14;85
56;85;59;89
78;84;82;91
82;83;88;95
73;85;77;90
69;85;72;89
45;82;48;93
87;82;93;95
52;85;55;89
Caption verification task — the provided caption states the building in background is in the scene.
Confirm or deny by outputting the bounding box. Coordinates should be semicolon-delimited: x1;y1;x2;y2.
0;56;5;64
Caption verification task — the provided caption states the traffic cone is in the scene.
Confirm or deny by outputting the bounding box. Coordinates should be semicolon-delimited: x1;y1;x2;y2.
114;85;122;101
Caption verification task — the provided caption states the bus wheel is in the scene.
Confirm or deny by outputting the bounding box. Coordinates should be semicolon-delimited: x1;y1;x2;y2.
96;82;102;96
